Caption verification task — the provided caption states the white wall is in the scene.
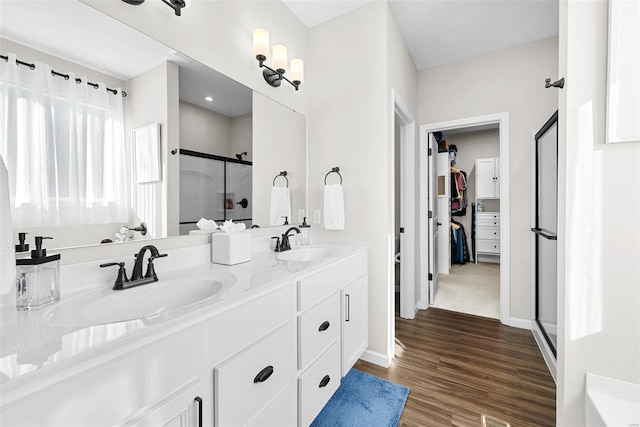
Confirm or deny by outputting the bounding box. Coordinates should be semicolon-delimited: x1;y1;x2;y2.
557;1;640;424
308;2;417;361
444;129;500;252
230;114;253;162
179;101;232;157
126;61;179;239
83;0;309;116
418;37;559;321
386;3;419;314
252;92;306;228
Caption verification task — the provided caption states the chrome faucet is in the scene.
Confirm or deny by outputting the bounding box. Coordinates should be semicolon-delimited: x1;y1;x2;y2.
100;244;168;290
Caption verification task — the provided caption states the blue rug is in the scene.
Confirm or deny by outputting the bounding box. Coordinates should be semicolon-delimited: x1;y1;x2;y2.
311;368;410;427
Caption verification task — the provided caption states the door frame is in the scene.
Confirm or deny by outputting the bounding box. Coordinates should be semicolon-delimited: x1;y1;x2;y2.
394;94;417;320
419;112;511;325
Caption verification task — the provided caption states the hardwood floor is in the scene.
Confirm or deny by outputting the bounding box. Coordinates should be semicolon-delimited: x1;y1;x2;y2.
355;308;556;427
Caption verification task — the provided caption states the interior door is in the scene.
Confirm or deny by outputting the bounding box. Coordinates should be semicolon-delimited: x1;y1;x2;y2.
428;133;439;305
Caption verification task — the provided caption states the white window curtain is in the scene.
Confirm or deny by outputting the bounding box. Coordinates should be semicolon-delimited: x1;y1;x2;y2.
0;53;128;228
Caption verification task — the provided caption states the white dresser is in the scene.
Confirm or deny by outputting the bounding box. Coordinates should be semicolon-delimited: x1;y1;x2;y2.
476;212;500;261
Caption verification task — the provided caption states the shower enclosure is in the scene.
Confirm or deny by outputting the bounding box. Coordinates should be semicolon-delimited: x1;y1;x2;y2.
531;111;558;377
179;149;252;234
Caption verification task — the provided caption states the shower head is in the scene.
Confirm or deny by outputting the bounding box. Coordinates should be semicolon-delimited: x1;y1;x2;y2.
235;152;247;160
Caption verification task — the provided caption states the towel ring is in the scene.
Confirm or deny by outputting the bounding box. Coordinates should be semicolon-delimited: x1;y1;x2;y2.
273;171;289;188
324;167;342;185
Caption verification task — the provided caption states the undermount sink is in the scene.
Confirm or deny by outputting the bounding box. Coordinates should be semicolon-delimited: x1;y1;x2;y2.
276;247;335;262
44;276;232;327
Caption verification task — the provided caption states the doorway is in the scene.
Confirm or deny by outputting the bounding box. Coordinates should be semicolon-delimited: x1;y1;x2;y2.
393;96;417;322
419;113;511;324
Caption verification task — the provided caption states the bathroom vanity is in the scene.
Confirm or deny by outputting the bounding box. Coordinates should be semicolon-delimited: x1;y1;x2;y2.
0;242;368;426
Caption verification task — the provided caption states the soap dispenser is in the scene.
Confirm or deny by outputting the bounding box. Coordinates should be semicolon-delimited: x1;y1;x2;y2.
15;232;29;252
15;236;61;310
299;217;311;245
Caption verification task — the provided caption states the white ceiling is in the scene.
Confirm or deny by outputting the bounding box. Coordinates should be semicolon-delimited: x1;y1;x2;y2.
282;0;559;70
0;0;252;117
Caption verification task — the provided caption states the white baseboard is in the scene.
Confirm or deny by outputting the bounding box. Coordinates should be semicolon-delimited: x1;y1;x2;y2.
359;349;391;368
507;317;532;329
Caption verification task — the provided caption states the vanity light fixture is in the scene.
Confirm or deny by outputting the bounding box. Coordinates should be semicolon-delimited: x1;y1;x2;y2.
253;28;304;91
121;0;188;16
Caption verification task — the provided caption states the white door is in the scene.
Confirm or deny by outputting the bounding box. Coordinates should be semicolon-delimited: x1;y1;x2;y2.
436;152;451;275
428;133;439;305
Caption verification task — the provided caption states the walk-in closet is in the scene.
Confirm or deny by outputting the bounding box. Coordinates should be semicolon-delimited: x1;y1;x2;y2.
430;126;502;319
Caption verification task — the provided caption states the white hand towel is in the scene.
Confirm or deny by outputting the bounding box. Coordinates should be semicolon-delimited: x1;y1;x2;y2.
0;155;16;302
324;184;345;230
270;186;291;226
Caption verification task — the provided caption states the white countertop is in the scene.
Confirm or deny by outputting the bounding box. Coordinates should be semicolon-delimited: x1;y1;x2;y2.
0;242;366;394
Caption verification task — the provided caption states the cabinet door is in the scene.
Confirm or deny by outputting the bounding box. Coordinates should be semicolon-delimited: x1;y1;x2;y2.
119;379;207;427
494;157;500;197
340;276;367;377
476;158;497;199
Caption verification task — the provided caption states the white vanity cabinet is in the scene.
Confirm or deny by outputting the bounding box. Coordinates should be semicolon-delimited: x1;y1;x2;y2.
340;275;367;377
119;378;209;427
295;250;368;426
0;245;369;427
0;283;297;427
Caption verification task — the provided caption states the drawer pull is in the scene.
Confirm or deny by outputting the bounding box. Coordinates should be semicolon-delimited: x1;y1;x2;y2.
253;365;274;383
319;375;331;388
194;397;203;427
318;321;331;332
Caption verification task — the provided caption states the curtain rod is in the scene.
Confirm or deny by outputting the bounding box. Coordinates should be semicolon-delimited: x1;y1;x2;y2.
0;54;127;98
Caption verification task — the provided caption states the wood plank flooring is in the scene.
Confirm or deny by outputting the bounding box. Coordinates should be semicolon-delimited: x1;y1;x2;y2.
354;308;556;427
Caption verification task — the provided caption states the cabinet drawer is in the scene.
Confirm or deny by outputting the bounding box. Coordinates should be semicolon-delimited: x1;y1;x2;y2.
299;342;341;427
476;226;500;240
477;213;500;227
215;322;296;427
247;384;296;427
298;293;340;370
298;252;367;311
477;239;500;254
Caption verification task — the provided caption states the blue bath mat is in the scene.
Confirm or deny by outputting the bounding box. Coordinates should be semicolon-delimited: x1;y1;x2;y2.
310;368;410;427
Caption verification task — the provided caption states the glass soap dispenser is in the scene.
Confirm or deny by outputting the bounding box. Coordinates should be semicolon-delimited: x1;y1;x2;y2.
16;236;60;310
299;217;311;245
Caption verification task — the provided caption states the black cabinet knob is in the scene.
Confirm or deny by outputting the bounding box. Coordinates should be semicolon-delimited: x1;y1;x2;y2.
318;321;330;332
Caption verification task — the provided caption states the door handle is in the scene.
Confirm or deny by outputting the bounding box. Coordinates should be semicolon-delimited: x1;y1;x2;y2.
437;222;442;226
531;227;557;240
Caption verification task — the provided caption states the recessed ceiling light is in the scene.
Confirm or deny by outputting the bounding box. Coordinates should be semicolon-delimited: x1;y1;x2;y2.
204;96;214;102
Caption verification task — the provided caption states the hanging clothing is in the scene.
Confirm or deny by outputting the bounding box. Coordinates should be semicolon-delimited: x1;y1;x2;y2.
450;219;470;264
451;170;468;216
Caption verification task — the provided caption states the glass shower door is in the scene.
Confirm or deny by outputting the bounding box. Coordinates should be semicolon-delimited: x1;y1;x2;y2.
532;111;558;356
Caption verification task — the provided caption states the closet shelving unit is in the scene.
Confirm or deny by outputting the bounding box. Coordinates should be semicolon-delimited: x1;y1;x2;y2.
474;157;500;263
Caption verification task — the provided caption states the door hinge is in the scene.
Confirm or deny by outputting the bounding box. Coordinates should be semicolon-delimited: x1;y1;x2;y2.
428;273;433;281
428;148;432;156
428;211;433;219
399;227;404;233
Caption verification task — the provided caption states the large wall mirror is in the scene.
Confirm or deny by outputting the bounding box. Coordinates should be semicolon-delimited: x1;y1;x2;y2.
0;0;306;250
